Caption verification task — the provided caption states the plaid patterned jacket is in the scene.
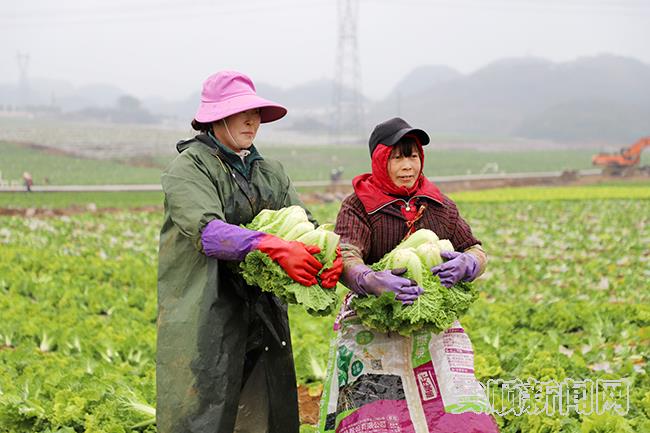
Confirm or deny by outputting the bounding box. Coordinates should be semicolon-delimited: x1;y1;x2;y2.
335;192;484;268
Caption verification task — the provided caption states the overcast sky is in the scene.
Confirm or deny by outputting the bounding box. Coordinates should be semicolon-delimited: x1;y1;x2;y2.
1;0;649;101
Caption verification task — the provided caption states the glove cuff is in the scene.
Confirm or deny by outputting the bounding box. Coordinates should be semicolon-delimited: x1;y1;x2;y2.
201;219;264;261
465;253;481;281
341;264;372;295
255;233;289;259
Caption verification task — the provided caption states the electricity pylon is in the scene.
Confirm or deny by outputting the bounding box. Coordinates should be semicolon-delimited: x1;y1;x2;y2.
16;52;30;107
332;0;364;144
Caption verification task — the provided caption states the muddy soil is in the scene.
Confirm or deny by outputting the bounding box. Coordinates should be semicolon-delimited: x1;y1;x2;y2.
298;384;323;425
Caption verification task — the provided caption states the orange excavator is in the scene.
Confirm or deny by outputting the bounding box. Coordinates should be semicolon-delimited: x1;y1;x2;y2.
592;137;650;176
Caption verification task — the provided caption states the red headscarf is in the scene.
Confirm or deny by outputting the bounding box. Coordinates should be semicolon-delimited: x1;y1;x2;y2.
353;141;443;214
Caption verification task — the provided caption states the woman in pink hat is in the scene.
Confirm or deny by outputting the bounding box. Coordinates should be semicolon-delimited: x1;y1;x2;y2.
156;70;342;433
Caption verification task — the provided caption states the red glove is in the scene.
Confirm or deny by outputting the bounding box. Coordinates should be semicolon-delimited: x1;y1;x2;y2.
257;234;323;286
319;246;343;289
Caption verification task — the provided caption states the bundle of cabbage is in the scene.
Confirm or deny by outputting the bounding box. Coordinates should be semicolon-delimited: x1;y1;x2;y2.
350;229;478;335
240;206;340;316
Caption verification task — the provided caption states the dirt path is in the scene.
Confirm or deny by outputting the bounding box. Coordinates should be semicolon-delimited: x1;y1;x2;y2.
2;173;647;218
0;205;162;217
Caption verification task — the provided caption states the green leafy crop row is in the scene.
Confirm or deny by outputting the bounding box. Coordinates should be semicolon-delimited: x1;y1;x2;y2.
0;197;648;432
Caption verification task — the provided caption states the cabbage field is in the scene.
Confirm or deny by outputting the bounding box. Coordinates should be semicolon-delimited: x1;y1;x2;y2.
1;185;649;432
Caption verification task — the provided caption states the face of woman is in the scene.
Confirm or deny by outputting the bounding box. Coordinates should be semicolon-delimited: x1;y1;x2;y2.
213;108;261;151
387;144;421;189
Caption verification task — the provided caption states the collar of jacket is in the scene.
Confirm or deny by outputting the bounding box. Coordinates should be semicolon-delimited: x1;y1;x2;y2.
352;172;444;214
196;132;263;179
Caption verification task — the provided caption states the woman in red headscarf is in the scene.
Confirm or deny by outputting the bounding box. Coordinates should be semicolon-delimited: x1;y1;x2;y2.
337;117;487;297
319;117;498;433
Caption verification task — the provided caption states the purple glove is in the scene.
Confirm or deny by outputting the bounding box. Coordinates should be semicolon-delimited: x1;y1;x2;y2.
430;251;480;288
201;219;323;286
342;264;424;305
201;219;264;261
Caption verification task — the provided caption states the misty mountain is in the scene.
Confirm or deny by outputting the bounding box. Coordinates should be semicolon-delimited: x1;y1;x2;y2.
368;54;650;143
384;65;462;101
143;91;199;121
2;54;648;143
514;99;650;143
71;83;125;108
0;78;124;111
259;79;336;110
254;79;368;116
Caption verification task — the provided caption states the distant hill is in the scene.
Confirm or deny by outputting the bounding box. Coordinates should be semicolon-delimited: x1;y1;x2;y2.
514;99;650;143
63;83;125;110
0;78;124;111
384;65;462;101
258;79;336;110
143;91;199;121
2;54;648;143
367;55;650;143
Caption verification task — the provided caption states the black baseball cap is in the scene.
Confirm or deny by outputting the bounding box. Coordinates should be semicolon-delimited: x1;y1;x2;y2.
368;117;430;156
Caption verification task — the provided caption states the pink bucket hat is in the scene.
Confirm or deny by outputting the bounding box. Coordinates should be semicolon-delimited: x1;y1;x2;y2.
193;70;287;125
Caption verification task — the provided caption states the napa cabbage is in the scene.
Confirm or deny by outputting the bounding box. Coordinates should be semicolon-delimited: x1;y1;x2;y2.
240;206;340;315
437;239;454;253
415;242;442;269
396;228;439;250
350;229;478;335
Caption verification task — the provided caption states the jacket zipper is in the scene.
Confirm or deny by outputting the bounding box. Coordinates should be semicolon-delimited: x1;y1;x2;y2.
368;194;441;215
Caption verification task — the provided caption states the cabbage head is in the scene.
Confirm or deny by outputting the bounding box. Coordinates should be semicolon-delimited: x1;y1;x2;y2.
350;229;478;335
240;206;340;315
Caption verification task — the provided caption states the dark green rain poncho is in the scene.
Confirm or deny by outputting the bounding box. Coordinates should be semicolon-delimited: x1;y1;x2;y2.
157;134;313;432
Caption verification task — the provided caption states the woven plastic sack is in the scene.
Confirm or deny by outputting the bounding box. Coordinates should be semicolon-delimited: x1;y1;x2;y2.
318;301;499;433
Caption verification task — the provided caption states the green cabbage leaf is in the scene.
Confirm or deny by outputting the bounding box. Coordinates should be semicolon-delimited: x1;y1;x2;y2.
350;229;478;335
240;206;340;316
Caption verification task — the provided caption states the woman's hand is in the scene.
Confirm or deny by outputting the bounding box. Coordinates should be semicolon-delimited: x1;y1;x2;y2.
343;264;423;304
430;251;480;287
257;235;323;286
201;220;323;286
319;246;343;289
